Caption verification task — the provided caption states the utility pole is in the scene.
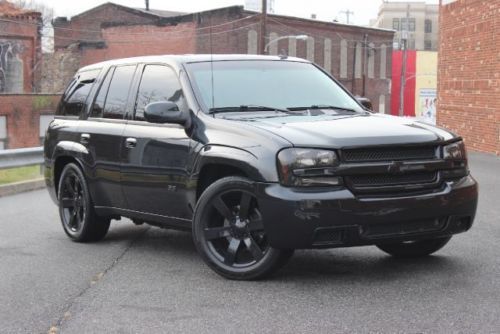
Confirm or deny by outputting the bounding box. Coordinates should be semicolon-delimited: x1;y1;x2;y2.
339;9;354;24
145;0;149;11
398;4;410;116
259;0;268;54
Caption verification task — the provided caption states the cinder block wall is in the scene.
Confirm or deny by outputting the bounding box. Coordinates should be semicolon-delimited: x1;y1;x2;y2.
437;0;499;155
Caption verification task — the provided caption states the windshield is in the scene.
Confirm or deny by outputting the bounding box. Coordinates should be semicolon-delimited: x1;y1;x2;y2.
185;60;364;113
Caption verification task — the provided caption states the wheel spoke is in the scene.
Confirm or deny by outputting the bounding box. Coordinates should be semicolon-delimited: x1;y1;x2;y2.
212;196;234;221
244;236;264;261
204;226;231;240
239;192;252;220
68;210;77;228
224;238;241;265
65;177;75;194
61;197;74;208
247;218;264;232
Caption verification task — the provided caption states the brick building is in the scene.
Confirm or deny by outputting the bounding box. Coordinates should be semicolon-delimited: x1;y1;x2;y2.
0;0;42;93
437;0;499;155
48;4;394;113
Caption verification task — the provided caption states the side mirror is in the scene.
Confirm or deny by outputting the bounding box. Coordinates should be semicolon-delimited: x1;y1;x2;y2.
144;101;188;125
356;97;373;111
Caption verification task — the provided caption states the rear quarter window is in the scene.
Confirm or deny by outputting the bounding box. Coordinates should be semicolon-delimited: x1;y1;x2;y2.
57;69;101;117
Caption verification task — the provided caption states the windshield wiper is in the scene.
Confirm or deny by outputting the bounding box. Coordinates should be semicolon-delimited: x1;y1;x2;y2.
287;105;361;113
209;105;291;114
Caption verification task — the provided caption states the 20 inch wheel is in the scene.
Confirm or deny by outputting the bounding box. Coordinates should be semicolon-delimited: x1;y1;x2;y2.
58;163;110;242
192;176;293;280
376;236;452;258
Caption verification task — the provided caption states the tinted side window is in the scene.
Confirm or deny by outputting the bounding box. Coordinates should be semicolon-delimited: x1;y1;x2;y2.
57;69;101;116
134;65;186;121
91;67;114;118
103;65;136;120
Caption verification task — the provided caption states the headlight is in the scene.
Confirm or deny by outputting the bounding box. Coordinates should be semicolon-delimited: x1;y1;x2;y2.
277;148;341;187
443;141;467;160
442;140;469;179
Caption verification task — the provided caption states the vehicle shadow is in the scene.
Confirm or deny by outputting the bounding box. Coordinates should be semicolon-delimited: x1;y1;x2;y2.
101;222;470;284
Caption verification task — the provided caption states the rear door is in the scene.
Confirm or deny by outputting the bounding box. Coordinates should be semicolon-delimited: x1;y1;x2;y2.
78;64;138;209
121;64;192;219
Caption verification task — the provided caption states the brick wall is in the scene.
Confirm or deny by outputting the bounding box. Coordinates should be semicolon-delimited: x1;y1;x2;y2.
45;5;394;113
0;6;42;93
437;0;499;155
0;94;60;149
53;3;159;49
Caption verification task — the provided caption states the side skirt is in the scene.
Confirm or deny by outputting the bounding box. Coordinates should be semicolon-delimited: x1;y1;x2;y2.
94;206;192;231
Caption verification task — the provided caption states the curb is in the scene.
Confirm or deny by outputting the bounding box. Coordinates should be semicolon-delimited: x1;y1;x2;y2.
0;178;46;197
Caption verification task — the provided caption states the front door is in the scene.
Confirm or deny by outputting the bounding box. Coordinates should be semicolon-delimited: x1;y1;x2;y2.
121;64;192;220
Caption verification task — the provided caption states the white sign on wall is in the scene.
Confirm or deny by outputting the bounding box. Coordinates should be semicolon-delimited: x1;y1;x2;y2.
417;89;437;125
0;116;6;150
39;115;54;138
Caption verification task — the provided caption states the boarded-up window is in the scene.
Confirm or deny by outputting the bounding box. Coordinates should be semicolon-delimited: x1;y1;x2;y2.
340;39;347;78
368;43;375;79
324;38;332;73
380;44;387;79
379;95;386;114
247;29;258;54
269;32;279;55
288;37;297;57
354;42;362;79
306;37;315;62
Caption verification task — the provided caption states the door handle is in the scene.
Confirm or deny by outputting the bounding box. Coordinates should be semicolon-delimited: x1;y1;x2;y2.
80;133;90;144
125;137;137;148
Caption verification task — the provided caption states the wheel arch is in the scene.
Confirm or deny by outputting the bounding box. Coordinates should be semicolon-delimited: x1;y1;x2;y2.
193;145;270;201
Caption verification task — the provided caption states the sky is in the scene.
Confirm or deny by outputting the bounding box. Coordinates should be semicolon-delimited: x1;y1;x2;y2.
41;0;439;26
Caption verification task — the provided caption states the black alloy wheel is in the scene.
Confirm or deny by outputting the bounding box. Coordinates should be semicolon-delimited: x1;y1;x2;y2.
58;163;110;242
193;176;293;280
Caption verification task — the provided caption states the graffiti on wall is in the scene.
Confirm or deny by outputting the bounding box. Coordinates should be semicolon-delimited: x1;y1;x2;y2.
0;40;24;93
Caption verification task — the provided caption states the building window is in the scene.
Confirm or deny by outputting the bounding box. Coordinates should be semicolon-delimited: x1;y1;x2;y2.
401;18;415;32
425;19;432;33
424;40;432;50
392;18;400;31
0;116;6;149
409;18;416;31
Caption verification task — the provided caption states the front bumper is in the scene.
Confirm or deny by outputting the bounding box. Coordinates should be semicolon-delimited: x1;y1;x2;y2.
255;175;478;249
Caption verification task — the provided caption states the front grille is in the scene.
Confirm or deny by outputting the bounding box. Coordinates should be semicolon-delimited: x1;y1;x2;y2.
342;146;437;162
348;172;438;188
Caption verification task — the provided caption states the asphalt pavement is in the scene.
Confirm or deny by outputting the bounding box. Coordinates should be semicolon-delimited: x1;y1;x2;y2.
0;152;499;333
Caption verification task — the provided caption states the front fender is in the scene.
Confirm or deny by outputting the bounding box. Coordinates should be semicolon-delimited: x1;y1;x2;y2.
192;144;278;182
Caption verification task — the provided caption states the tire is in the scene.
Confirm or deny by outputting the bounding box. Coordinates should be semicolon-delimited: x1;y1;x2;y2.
192;176;293;280
57;163;110;242
376;236;452;258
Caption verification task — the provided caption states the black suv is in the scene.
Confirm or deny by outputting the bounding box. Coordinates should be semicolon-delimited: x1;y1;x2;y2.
44;55;478;280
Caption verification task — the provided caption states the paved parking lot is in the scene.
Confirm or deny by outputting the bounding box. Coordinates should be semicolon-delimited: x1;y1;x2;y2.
0;152;499;333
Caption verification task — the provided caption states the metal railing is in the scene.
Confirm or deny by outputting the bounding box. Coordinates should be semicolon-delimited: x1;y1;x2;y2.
0;146;44;170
